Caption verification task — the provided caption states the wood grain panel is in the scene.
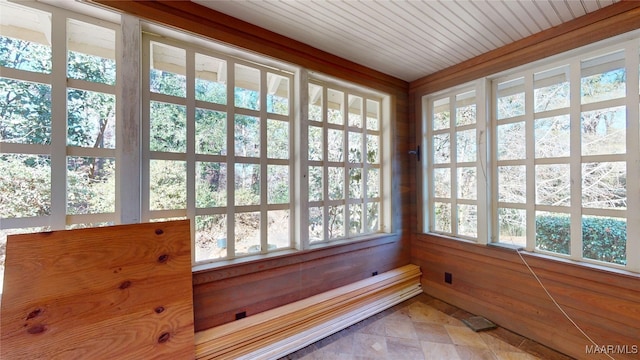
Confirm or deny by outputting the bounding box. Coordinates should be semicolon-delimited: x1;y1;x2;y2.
409;1;640;95
413;234;640;360
1;220;195;360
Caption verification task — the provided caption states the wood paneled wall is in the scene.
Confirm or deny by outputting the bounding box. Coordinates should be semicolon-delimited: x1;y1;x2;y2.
413;235;640;360
91;1;411;332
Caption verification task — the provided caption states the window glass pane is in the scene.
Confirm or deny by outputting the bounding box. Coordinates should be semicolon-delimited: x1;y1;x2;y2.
366;99;379;131
582;162;626;209
266;73;289;115
0;79;51;145
496;78;525;120
348;131;362;163
581;51;625;104
309;83;323;122
582;216;626;265
235;115;260;157
456;129;476;162
235;212;260;254
433;168;451;198
497;122;525;160
366;135;379;164
0;4;51;73
195;214;227;262
267;119;289;159
196;109;226;155
328;205;345;239
150;101;186;152
433;133;450;164
235;163;260;206
328;166;344;200
432;97;450;130
67;19;115;85
268;210;290;250
535;164;570;206
349;203;363;235
309;206;324;242
150;160;186;210
67;89;116;148
536;211;570;255
195;53;226;104
1;154;51;218
267;165;289;204
308;126;323;161
367;168;379;198
349;167;362;199
327;89;344;125
534;66;569;112
581;106;626;156
498;166;526;203
498;208;526;247
458;204;477;238
235;64;260;110
348;95;363;128
434;202;451;233
367;202;380;232
457;167;476;200
308;166;323;202
327;129;344;162
535;115;570;158
150;42;186;97
67;156;115;215
196;162;227;208
455;91;476;126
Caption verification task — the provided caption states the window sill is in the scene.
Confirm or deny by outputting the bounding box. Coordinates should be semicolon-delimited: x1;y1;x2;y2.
192;232;400;284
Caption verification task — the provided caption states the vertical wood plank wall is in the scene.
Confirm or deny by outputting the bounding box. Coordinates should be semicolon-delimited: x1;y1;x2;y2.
410;3;640;359
92;1;411;332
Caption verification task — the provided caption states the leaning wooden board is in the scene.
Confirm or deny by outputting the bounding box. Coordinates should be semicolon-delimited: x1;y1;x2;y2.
1;220;195;359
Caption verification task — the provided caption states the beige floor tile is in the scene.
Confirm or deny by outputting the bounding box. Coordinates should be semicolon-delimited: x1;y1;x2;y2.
352;333;388;359
455;345;499;360
385;318;418;340
413;322;453;344
422;341;462;360
320;333;356;355
479;332;524;353
386;337;425;360
409;302;463;325
445;325;490;348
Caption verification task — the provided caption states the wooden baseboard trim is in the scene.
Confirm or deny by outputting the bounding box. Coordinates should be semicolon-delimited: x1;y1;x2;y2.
194;264;422;360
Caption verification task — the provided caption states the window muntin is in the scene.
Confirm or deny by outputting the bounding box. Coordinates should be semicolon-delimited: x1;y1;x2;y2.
426;89;480;241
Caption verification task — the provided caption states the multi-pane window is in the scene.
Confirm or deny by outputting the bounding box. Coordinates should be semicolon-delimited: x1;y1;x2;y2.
424;37;640;272
307;82;383;243
426;89;480;240
143;35;294;263
0;1;391;291
1;2;118;288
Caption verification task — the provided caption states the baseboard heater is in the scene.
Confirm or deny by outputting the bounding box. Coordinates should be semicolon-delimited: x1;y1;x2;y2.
194;264;422;360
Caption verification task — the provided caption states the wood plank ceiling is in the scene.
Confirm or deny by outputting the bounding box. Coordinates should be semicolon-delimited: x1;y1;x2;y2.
192;0;620;82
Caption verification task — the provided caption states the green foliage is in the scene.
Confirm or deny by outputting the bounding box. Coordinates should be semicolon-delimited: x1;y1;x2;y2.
536;215;626;265
535;215;570;254
0;155;51;218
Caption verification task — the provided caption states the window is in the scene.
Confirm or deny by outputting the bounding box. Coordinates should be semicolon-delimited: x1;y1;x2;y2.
306;82;384;243
143;35;295;262
423;36;640;272
425;88;484;241
0;1;392;290
1;2;118;290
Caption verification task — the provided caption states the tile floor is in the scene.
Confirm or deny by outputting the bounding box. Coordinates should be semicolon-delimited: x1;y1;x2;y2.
280;293;574;360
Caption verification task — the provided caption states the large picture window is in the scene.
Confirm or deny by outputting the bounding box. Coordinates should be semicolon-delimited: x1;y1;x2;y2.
423;37;640;273
0;1;392;291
